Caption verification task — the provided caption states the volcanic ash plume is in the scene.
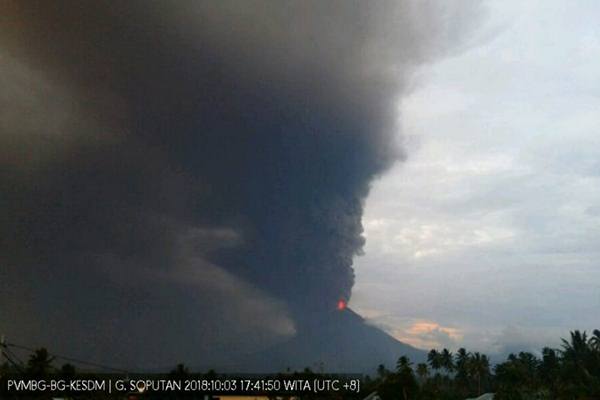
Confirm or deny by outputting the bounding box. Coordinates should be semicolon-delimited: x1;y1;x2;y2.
0;0;482;367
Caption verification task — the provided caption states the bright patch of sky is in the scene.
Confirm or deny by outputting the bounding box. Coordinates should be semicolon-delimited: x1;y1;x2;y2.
352;0;600;357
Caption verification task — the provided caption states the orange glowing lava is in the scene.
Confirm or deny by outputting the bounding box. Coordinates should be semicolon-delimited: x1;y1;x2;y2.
337;299;346;311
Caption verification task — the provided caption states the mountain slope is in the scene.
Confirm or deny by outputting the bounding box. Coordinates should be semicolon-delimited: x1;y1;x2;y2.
231;308;426;374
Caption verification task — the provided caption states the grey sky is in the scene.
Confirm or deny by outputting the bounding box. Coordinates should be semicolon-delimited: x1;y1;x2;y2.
352;0;600;356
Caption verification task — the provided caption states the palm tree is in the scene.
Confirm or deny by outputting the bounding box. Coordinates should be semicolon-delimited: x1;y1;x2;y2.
440;348;454;375
590;329;600;352
495;354;533;398
416;363;429;384
560;329;600;397
454;348;470;393
561;330;592;378
396;356;416;400
377;363;388;380
590;329;600;370
26;348;55;377
455;348;470;377
378;357;417;400
396;356;412;373
468;352;489;395
427;349;442;375
540;347;560;394
562;330;588;359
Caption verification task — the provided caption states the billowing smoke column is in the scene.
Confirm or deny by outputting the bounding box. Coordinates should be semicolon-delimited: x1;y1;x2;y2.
0;1;480;367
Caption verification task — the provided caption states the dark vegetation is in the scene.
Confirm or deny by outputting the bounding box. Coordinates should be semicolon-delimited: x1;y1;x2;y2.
2;329;599;399
368;329;600;399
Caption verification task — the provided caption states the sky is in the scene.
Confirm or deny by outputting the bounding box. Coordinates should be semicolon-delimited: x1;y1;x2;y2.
1;0;599;370
352;0;600;356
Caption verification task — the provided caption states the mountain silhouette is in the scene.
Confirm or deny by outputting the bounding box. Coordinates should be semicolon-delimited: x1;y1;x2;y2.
230;307;426;374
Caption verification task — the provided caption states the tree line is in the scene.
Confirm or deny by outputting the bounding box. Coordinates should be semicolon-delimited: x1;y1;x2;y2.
2;329;600;399
370;329;600;399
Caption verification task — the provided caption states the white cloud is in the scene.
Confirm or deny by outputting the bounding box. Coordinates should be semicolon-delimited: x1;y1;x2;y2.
352;0;600;355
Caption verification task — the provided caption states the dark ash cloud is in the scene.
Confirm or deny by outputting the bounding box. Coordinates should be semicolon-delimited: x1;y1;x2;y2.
0;0;480;368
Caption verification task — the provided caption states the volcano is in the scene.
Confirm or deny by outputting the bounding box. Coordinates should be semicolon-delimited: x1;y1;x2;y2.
229;308;426;374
